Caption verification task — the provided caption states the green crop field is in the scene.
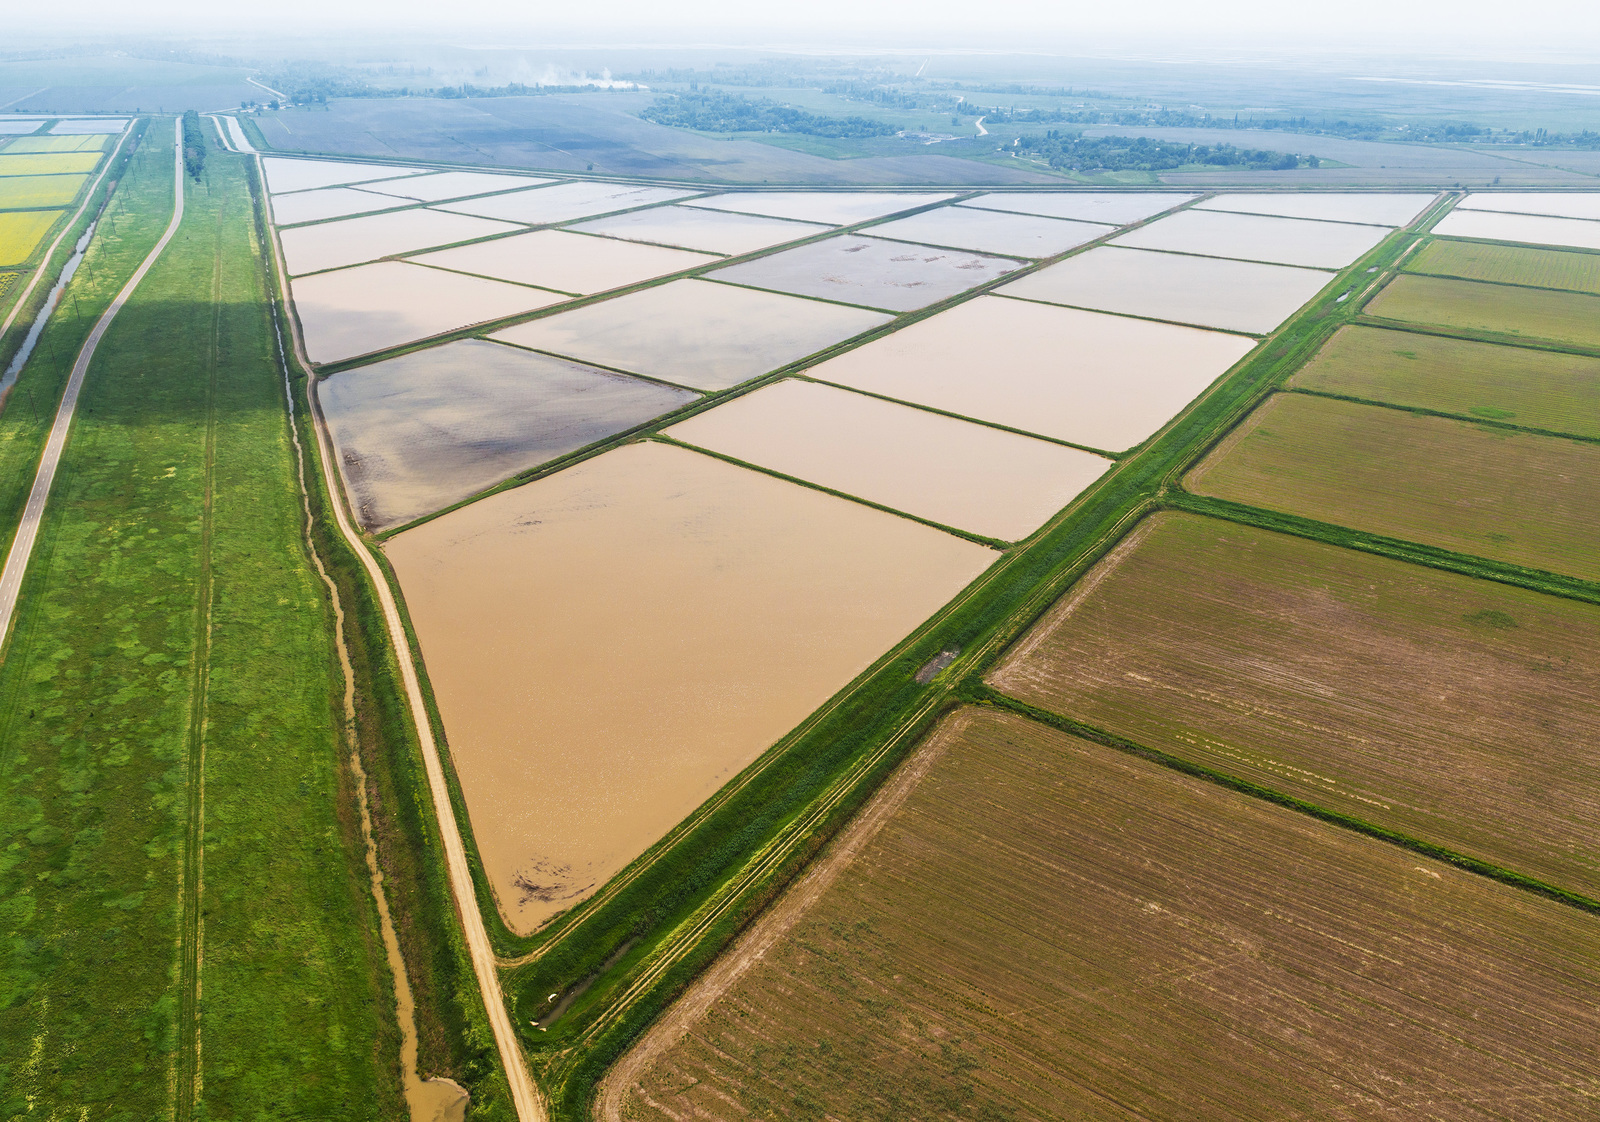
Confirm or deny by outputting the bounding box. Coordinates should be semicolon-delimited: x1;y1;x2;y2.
1367;273;1600;349
619;705;1600;1121
0;210;62;266
0;174;89;210
988;511;1600;900
1407;237;1600;295
1290;325;1600;439
0;139;400;1116
1185;392;1600;581
0;152;101;178
1;135;109;155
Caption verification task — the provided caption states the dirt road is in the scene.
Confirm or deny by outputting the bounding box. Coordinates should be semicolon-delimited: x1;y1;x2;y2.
252;153;546;1122
0;120;184;651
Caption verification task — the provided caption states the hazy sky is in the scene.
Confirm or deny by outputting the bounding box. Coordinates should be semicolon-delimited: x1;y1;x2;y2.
20;0;1600;49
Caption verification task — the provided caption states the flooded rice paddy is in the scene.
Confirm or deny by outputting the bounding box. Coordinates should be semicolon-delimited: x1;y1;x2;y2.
354;170;551;202
4;134;110;153
1195;192;1434;227
262;156;423;194
805;295;1255;451
568;205;830;256
269;186;402;226
490;278;891;391
320;339;696;530
1113;208;1390;269
865;206;1111;259
999;246;1332;334
48;118;128;134
664;378;1111;540
710;235;1020;311
687;191;958;226
1458;192;1600;221
1431;208;1600;252
278;207;522;276
436;181;694;225
408;229;717;295
291;260;566;364
962;192;1196;225
384;440;996;933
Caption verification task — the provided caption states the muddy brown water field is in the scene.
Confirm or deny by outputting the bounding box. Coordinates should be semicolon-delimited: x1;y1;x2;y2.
619;706;1600;1121
1290;325;1600;439
384;441;995;934
1186;392;1600;581
989;512;1600;899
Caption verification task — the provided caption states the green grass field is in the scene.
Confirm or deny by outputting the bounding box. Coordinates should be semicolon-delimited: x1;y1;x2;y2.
1367;273;1600;349
1407;237;1600;294
0;136;400;1117
0;174;88;210
1290;325;1600;439
623;705;1600;1121
0;153;101;178
0;211;62;266
1186;392;1600;582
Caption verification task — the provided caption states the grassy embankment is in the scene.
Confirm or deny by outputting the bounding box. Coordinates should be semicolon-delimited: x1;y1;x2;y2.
0;132;401;1117
483;199;1443;1121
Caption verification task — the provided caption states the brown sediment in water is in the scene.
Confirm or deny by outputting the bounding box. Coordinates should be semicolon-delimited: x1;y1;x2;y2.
1111;207;1389;269
278;207;521;276
383;441;997;934
407;229;718;295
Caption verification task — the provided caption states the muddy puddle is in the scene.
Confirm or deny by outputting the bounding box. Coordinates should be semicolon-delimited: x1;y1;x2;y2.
868;206;1110;259
570;205;829;256
1112;208;1389;270
492;278;890;391
383;441;996;933
806;295;1255;452
711;234;1019;312
665;378;1111;541
1000;246;1332;334
291;260;566;365
321;338;696;530
409;229;717;295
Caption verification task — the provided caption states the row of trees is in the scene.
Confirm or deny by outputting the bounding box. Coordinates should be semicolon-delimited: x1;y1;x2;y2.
181;110;206;181
639;91;896;139
1014;132;1318;172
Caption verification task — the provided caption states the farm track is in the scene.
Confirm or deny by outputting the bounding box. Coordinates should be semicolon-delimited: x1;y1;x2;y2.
173;180;224;1122
250;153;547;1122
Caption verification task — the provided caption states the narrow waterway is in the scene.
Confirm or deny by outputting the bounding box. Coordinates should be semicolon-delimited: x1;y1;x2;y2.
1;220;97;398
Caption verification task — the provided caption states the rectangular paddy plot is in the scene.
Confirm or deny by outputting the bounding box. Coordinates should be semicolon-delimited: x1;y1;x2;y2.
567;205;829;256
490;278;891;391
1407;238;1600;295
352;170;551;202
0;152;101;177
48;118;126;134
262;156;423;194
268;186;405;226
710;235;1018;312
1195;191;1434;227
664;379;1111;541
290;260;566;365
1292;325;1600;439
384;441;995;934
865;205;1111;259
0;210;61;266
0;173;87;209
1113;207;1390;268
277;207;522;276
1188;392;1600;582
408;229;717;295
1458;191;1600;221
1366;273;1600;349
4;134;109;153
0;119;46;135
686;190;956;225
622;705;1600;1122
806;296;1255;451
1431;208;1600;252
319;339;695;531
436;181;693;225
991;513;1600;900
962;191;1195;225
999;245;1330;334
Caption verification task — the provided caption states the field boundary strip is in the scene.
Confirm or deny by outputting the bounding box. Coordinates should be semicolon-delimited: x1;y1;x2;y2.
0;120;182;654
248;147;548;1122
